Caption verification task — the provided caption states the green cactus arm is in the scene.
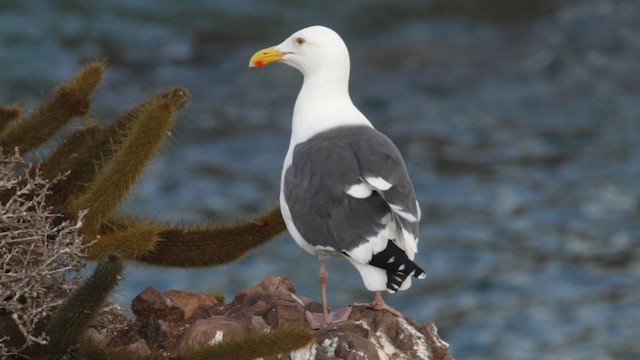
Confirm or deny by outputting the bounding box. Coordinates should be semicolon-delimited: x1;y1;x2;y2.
0;104;21;135
0;62;104;155
40;254;124;354
184;325;314;360
131;205;286;267
48;125;113;209
51;88;189;211
39;125;103;181
68;89;189;234
111;87;189;134
77;340;158;360
88;221;158;260
42;125;106;208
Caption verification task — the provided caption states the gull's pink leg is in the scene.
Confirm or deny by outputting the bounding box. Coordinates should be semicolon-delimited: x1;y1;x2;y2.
305;257;352;329
319;257;331;326
370;291;402;317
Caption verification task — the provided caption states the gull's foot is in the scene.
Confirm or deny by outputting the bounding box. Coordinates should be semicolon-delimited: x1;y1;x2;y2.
305;306;352;329
305;311;327;330
369;300;402;317
369;291;403;317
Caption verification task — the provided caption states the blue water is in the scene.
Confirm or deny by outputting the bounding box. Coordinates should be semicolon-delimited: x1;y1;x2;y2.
2;1;640;359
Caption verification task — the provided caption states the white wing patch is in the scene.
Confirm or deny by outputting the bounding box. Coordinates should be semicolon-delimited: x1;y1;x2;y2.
345;183;373;198
364;176;393;191
345;176;393;199
389;203;418;222
398;227;418;260
345;178;419;224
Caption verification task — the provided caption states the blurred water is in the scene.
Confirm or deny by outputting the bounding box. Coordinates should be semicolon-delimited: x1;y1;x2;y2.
2;0;639;359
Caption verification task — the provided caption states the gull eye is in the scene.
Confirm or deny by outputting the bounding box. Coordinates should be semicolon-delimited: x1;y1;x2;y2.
295;37;305;45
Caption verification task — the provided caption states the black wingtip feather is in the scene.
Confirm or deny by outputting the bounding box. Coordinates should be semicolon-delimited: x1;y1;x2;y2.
368;240;426;292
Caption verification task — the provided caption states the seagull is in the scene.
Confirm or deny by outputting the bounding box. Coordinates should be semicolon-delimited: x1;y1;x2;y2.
249;25;426;328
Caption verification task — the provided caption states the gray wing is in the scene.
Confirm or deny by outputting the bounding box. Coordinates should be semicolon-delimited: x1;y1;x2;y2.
283;125;420;259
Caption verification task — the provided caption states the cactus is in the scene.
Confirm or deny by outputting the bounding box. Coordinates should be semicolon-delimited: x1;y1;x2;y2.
1;63;287;264
184;326;314;360
77;344;157;360
0;62;103;155
47;89;188;210
90;219;159;259
1;63;285;265
38;254;124;354
40;125;104;207
77;326;313;360
39;125;103;181
135;205;285;266
0;104;21;135
68;89;187;234
1;62;301;358
89;205;284;264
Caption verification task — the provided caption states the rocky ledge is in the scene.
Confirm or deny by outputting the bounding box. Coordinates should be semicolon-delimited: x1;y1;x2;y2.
86;276;453;359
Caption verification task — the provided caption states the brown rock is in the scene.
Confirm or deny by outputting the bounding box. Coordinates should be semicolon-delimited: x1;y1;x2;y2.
164;289;221;320
190;303;214;320
122;339;152;356
252;275;298;296
131;287;185;322
317;333;380;360
91;277;453;360
285;305;453;360
264;298;307;328
224;276;307;328
231;276;297;306
82;328;109;348
176;316;247;356
248;315;270;332
423;321;454;360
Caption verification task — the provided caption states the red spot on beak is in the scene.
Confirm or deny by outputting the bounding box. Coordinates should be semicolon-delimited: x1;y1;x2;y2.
255;60;266;67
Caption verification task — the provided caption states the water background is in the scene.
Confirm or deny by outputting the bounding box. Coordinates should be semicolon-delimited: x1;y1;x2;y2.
2;1;639;359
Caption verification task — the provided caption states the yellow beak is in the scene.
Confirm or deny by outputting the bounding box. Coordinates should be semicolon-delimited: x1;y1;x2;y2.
249;46;287;67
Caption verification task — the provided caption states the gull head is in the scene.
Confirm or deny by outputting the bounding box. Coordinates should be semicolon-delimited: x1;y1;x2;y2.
249;25;350;79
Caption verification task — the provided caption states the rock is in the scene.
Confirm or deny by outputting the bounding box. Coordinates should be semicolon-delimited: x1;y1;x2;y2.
82;328;109;348
222;276;308;329
284;306;454;360
122;339;152;356
90;276;454;359
424;320;453;360
316;333;380;360
176;316;247;356
190;303;215;320
164;290;221;320
131;287;185;322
